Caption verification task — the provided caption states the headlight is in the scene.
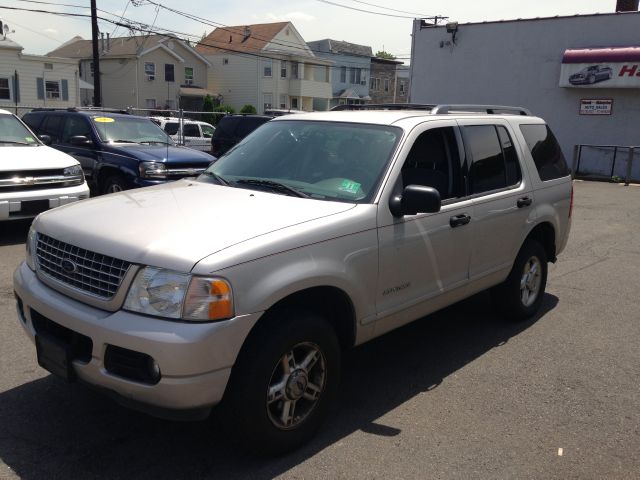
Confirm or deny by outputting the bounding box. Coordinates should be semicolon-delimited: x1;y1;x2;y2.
139;162;168;178
123;267;234;321
25;227;37;270
63;164;85;186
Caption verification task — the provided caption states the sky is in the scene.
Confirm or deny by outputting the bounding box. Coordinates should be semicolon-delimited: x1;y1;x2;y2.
1;0;619;62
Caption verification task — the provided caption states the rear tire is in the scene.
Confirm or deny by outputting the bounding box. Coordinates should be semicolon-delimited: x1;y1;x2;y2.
102;174;128;195
494;240;548;321
221;308;341;455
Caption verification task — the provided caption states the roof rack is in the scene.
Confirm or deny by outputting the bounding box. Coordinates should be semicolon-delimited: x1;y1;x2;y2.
331;103;531;116
29;107;130;114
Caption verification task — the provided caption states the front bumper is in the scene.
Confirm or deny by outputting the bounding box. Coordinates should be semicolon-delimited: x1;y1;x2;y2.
0;182;90;221
13;262;262;418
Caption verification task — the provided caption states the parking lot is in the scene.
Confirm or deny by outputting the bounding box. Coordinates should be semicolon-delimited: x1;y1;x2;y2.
0;180;638;479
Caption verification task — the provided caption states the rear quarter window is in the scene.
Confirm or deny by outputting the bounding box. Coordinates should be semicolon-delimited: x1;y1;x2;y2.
164;122;179;135
519;124;570;181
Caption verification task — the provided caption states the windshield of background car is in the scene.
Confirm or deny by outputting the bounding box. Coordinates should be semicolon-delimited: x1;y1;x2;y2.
202;120;402;203
0;115;39;146
91;115;174;144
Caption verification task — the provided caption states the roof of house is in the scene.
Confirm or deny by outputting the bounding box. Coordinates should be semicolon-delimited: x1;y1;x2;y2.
195;22;290;55
0;36;23;51
308;39;373;57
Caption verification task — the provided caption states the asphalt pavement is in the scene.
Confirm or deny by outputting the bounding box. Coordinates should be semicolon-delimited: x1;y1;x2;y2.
0;180;638;479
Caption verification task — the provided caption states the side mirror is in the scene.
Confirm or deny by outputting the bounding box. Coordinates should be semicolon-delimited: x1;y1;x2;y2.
389;185;441;217
70;135;92;146
38;134;52;146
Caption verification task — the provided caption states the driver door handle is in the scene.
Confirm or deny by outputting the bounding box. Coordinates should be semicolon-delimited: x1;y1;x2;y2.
517;197;533;208
450;214;471;228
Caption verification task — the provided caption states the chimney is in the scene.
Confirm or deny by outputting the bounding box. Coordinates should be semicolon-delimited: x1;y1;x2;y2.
106;32;110;51
100;32;105;52
243;26;251;42
616;0;639;11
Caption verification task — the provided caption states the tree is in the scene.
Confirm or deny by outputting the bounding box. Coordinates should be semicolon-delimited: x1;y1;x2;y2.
202;94;215;125
375;50;396;60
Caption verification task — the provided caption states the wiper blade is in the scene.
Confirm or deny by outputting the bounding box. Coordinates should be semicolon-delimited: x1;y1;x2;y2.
201;171;230;186
110;139;137;143
140;140;171;145
235;179;309;198
0;140;30;145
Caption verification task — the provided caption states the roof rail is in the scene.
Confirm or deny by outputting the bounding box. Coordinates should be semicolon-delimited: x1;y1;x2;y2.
330;103;531;116
29;107;130;114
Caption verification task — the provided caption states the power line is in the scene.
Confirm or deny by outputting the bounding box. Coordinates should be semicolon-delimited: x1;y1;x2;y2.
347;0;441;18
317;0;421;19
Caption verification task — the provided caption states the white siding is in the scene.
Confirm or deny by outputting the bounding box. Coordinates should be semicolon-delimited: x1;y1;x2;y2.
205;54;260;112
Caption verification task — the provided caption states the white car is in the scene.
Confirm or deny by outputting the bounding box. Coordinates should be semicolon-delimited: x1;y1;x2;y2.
150;117;215;152
0;109;89;221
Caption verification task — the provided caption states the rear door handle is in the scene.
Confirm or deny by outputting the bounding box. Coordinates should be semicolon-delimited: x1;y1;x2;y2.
517;197;533;208
450;214;471;228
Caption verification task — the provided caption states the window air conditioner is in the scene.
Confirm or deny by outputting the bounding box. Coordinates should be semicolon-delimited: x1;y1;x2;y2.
147;74;155;81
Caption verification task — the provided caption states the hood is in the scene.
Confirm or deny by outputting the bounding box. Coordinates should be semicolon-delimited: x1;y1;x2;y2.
1;145;78;171
104;144;214;164
34;180;356;272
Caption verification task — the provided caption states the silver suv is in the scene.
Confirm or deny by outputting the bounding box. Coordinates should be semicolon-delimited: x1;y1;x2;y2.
13;104;572;454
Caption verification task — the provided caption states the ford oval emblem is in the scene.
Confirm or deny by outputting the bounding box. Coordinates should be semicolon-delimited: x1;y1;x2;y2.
61;259;77;274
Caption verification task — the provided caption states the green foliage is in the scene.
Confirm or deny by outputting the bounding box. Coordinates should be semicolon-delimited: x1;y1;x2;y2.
202;94;216;125
611;175;622;183
375;50;396;60
240;104;257;114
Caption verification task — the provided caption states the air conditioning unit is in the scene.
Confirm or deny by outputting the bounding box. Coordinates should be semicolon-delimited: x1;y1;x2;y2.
146;74;155;81
185;79;193;85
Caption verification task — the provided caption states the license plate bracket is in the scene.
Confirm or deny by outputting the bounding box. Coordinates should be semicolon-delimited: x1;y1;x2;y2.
35;334;76;382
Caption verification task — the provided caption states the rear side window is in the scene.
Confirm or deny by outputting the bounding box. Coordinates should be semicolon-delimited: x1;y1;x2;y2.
183;124;200;137
22;113;44;132
236;117;270;137
214;117;240;137
462;125;522;194
519;124;570;181
164;122;179;135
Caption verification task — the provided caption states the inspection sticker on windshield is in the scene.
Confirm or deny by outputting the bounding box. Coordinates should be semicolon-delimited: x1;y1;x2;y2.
339;180;361;194
25;137;35;143
94;117;115;123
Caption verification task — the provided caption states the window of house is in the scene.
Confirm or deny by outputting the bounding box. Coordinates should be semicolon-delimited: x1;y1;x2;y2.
384;79;390;92
165;64;175;82
340;66;346;83
370;77;380;91
223;58;229;65
350;68;361;84
90;62;95;74
145;98;156;109
291;97;298;109
184;67;194;84
280;61;287;78
463;125;514;194
165;99;175;109
291;61;299;79
263;93;273;111
0;78;10;100
519;124;570;181
399;80;406;96
279;94;287;109
263;59;272;77
45;80;60;99
44;63;53;70
144;62;155;79
401;127;462;200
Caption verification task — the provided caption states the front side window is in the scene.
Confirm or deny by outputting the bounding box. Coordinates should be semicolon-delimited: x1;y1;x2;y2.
91;115;174;145
263;59;272;77
45;81;60;99
203;120;402;203
401;127;462;200
40;115;64;140
0;78;9;100
62;116;92;143
519;124;570;181
163;122;179;135
201;124;214;138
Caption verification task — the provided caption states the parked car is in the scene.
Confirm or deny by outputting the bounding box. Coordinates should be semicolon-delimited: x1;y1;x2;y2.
0;109;89;220
211;114;273;157
149;116;215;152
569;64;613;85
14;104;572;454
22;109;215;194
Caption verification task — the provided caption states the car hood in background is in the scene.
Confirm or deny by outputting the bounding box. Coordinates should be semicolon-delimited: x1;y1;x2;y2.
104;144;214;164
34;180;356;272
1;145;79;171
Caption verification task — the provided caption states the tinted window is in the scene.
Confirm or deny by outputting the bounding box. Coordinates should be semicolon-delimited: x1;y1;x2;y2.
463;125;506;194
40;115;64;141
236;117;270;137
164;122;179;135
62;116;92;143
22;113;44;132
519;124;570;181
496;126;522;186
214;117;241;137
401;127;462;200
184;124;200;137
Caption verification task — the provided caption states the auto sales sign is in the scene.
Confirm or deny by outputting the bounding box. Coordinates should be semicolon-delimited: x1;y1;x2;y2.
560;46;640;88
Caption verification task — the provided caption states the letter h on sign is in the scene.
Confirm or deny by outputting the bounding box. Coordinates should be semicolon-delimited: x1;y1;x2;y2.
618;64;639;77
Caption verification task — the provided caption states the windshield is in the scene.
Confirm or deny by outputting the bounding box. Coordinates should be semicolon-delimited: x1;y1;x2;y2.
91;115;175;145
201;120;402;203
0;114;39;146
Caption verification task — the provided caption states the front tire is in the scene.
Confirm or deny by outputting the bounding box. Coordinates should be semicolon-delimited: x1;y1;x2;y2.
101;174;128;194
494;240;548;321
222;308;341;455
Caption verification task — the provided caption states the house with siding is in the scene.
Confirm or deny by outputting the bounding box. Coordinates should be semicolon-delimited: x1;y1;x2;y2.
306;39;372;108
196;22;333;113
48;35;213;111
0;35;80;112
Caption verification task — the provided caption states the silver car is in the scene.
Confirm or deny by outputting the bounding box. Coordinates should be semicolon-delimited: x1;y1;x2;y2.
13;105;572;454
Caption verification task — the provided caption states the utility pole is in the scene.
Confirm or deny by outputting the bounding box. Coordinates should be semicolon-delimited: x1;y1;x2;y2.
90;0;102;106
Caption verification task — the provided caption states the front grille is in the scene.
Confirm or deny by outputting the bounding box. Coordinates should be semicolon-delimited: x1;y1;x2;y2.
36;234;131;299
0;168;75;192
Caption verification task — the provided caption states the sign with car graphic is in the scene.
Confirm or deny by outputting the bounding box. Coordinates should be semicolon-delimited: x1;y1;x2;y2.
560;63;640;88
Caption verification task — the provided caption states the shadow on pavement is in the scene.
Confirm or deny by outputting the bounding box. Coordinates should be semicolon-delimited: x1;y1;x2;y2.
0;292;558;479
0;219;32;247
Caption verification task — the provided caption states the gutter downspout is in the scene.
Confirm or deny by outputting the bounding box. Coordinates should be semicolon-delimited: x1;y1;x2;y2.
408;19;418;104
135;57;140;108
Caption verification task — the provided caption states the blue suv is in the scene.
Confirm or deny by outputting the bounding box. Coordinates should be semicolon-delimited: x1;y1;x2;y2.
23;109;216;194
